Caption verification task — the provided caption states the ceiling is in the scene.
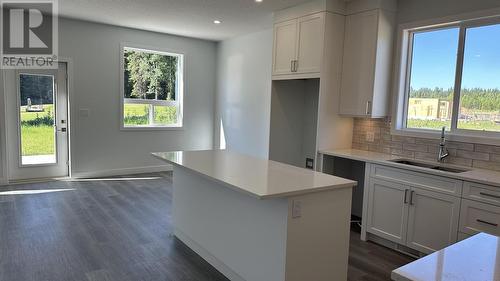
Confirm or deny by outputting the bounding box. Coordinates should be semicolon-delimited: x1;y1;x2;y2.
58;0;314;41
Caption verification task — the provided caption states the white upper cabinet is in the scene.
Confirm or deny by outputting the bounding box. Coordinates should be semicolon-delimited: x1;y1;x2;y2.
296;13;325;74
339;9;395;117
273;19;298;75
272;12;325;79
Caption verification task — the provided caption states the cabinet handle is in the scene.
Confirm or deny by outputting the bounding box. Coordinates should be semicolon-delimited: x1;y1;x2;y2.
409;190;415;205
365;101;372;115
291;60;294;72
477;219;498;227
294;60;298;72
404;189;409;204
479;192;500;199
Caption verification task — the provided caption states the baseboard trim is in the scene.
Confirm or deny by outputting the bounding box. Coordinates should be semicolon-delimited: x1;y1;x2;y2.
366;232;421;259
174;228;246;281
72;164;172;179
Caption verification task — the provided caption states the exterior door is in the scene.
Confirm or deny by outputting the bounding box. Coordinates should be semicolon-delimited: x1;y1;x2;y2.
6;62;69;181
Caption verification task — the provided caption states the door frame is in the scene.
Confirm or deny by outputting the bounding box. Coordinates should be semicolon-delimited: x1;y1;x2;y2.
1;57;74;184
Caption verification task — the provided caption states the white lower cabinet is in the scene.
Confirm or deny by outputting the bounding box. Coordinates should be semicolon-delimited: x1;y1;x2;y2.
365;165;500;255
460;199;500;236
406;187;460;254
366;178;409;244
366;165;461;254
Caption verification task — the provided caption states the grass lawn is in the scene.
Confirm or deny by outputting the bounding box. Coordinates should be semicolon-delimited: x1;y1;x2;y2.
21;125;55;156
20;104;55;156
124;103;177;126
407;119;500;132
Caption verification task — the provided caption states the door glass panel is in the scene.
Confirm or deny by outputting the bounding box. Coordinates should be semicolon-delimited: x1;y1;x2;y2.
19;74;56;165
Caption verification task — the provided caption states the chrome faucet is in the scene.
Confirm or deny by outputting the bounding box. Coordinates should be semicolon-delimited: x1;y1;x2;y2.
438;126;449;163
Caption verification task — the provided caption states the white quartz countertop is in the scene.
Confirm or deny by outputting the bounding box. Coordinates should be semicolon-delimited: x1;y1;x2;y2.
392;233;500;281
152;150;356;199
320;149;500;188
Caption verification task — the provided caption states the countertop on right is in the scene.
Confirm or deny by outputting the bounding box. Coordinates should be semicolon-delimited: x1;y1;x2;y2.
392;232;500;281
320;148;500;188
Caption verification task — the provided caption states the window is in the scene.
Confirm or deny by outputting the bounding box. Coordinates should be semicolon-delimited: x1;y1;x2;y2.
121;46;183;128
398;18;500;137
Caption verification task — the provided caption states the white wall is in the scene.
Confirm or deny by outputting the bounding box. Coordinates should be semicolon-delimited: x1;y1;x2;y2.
215;29;273;159
397;0;500;24
0;73;5;184
0;18;217;179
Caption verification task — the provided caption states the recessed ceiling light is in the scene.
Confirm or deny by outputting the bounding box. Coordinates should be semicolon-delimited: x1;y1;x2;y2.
255;0;263;2
213;20;222;24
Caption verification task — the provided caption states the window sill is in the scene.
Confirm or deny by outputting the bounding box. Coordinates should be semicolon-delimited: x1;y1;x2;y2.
120;125;184;131
391;127;500;146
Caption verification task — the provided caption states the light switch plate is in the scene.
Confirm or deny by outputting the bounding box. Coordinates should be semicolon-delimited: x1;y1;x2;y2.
79;108;90;118
292;200;302;219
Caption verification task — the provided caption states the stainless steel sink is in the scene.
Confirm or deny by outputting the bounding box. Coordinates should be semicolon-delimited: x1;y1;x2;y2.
389;159;470;173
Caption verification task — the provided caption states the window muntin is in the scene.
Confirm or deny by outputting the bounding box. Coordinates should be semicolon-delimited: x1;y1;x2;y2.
401;20;500;137
122;47;183;128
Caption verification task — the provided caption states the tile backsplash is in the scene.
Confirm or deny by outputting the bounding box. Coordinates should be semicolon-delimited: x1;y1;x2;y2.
352;118;500;172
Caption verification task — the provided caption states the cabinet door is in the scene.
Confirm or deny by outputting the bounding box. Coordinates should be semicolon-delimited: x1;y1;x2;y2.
366;178;409;244
406;187;460;254
296;13;325;74
339;10;378;116
272;19;297;75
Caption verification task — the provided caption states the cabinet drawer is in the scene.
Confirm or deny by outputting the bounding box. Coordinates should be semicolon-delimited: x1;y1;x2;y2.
463;182;500;206
460;199;500;236
371;165;463;196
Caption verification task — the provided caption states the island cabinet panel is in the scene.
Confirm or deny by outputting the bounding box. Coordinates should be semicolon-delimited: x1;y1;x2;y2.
172;166;289;281
285;187;352;281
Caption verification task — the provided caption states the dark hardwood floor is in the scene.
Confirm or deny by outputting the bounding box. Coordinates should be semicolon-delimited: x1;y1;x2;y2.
0;173;413;281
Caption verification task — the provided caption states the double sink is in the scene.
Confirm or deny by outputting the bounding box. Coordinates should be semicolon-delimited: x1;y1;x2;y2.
389;159;470;174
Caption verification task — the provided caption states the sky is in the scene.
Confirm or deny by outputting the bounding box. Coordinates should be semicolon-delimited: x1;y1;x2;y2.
410;23;500;90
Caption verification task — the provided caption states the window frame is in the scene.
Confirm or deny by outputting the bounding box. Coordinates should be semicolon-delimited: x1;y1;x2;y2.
393;12;500;146
119;43;185;130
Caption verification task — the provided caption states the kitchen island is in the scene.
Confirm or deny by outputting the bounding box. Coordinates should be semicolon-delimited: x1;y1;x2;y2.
152;150;357;281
